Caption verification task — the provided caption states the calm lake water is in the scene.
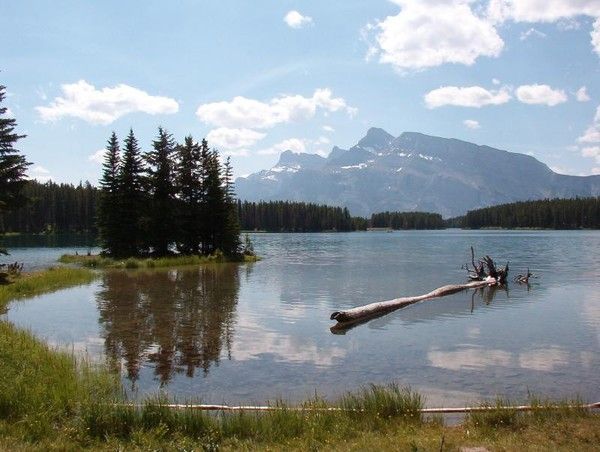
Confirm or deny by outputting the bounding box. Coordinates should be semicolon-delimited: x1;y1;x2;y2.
2;231;599;407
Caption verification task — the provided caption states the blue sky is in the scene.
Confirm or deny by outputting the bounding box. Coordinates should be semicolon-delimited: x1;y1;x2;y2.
3;0;600;183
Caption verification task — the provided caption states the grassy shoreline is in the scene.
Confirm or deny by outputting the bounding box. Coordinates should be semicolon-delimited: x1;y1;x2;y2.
0;267;97;310
59;252;260;269
0;268;599;449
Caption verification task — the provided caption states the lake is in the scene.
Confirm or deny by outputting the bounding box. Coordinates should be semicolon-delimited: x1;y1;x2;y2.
2;231;599;408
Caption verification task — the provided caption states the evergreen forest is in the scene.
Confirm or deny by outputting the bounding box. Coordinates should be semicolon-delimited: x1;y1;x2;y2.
2;178;599;236
96;129;240;258
237;200;356;231
449;197;600;229
370;211;445;229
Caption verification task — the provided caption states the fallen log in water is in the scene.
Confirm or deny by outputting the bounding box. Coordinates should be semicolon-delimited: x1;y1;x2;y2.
330;248;508;327
116;401;600;413
330;279;494;324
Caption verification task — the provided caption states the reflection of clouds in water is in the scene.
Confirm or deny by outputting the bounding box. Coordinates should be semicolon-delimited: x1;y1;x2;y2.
428;347;511;371
579;351;595;369
465;326;480;339
518;346;569;371
429;345;578;373
232;317;346;367
581;294;600;346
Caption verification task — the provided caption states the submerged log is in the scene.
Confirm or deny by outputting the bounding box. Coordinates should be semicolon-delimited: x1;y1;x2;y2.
331;248;508;326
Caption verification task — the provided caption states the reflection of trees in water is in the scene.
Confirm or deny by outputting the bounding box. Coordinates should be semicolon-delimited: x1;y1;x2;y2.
96;265;240;386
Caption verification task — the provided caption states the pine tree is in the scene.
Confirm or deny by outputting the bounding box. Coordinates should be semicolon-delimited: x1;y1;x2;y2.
97;132;121;255
117;129;146;257
198;138;211;254
0;84;30;257
202;144;226;254
146;127;176;256
221;156;240;255
175;136;202;254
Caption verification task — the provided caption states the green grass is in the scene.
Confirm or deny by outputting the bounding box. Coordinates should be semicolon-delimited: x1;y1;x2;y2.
0;266;97;310
59;252;260;269
466;396;590;432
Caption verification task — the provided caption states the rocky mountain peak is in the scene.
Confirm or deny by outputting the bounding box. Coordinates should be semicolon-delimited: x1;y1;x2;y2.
236;129;600;217
356;127;394;151
276;150;325;170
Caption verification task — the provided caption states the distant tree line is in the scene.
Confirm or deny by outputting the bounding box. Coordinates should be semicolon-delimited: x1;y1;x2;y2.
7;180;598;235
449;197;600;229
237;202;448;231
237;201;356;232
370;211;445;230
97;128;240;258
0;180;97;234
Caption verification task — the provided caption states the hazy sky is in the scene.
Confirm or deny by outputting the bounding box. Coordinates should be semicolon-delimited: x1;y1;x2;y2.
3;0;600;183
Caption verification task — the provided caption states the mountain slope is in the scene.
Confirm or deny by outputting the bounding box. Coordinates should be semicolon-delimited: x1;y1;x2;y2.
236;128;600;217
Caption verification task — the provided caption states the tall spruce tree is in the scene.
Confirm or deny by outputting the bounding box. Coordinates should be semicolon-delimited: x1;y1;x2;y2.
146;127;176;256
98;132;121;255
0;84;30;257
117;129;146;257
175;136;202;254
202;144;226;254
221;156;240;255
198;138;211;254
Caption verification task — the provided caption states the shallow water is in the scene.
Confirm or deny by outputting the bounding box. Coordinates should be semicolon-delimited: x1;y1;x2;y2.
1;233;98;270
3;231;599;407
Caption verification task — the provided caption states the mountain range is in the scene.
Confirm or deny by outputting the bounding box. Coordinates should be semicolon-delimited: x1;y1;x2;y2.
235;128;600;218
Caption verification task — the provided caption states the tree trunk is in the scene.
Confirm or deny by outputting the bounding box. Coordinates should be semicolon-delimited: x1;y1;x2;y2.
330;279;494;325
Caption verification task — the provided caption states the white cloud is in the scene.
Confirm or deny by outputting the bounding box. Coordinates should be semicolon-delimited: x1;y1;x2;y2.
29;165;51;183
515;84;567;106
36;80;179;125
492;78;501;85
257;138;306;155
592;18;600;55
463;119;481;129
220;148;251;158
488;0;600;55
578;105;600;143
367;0;504;72
316;136;330;144
488;0;600;23
206;127;266;150
520;27;547;40
196;89;355;129
88;149;105;164
322;125;335;133
425;85;511;108
576;86;591;102
581;145;600;163
284;10;313;29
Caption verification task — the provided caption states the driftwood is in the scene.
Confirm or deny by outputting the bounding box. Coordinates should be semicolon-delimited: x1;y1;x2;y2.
116;401;600;414
514;267;536;284
330;248;508;327
330;280;493;324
